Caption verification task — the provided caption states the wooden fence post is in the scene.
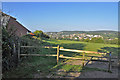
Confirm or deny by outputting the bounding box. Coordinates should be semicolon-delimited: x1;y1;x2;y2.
13;43;16;54
13;43;17;67
108;52;111;72
18;43;20;62
57;45;60;64
82;52;85;67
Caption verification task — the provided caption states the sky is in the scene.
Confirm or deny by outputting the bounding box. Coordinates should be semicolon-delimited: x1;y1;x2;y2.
1;0;120;2
2;2;118;32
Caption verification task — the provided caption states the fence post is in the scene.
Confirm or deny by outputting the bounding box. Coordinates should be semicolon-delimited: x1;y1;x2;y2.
108;52;111;72
13;43;17;67
18;43;20;62
82;52;85;67
13;43;16;54
57;45;60;64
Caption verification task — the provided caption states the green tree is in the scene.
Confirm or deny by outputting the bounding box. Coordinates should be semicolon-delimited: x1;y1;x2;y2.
34;30;43;38
84;38;90;42
33;30;49;39
90;37;104;43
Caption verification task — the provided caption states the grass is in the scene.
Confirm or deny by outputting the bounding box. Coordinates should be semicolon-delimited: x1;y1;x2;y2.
46;40;118;50
3;39;118;78
61;64;82;72
3;55;57;78
52;62;82;72
46;40;118;56
44;40;118;74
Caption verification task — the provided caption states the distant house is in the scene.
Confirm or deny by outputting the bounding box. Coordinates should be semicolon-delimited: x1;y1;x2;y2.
1;11;31;37
74;37;77;40
78;37;82;39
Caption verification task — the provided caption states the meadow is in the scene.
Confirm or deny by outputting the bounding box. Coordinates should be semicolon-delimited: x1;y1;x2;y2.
3;40;119;78
45;40;118;56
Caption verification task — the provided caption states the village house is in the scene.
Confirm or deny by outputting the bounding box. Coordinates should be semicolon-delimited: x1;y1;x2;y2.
1;11;31;37
78;37;82;39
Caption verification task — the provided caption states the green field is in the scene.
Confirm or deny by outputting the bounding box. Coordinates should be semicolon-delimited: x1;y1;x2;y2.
3;40;119;78
45;40;118;56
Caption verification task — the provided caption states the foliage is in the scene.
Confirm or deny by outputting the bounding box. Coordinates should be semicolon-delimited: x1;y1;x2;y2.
34;30;43;35
2;28;46;73
2;26;19;72
33;30;50;39
84;38;90;42
3;39;118;78
48;30;118;44
3;56;57;78
90;37;104;43
60;30;118;39
104;38;118;45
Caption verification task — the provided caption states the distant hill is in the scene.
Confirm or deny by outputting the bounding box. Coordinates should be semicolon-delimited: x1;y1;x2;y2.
61;30;117;33
46;30;118;39
61;30;118;39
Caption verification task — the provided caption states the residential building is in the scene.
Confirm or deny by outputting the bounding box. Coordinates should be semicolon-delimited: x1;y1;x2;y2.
1;11;31;37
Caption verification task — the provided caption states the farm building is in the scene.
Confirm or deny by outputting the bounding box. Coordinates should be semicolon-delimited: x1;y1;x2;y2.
0;11;31;37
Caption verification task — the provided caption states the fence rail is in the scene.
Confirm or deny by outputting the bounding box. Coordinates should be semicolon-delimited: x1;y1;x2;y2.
20;54;57;57
21;45;106;54
59;48;106;54
19;44;112;71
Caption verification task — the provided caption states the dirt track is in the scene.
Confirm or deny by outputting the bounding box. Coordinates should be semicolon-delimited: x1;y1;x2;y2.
34;57;118;78
78;61;118;78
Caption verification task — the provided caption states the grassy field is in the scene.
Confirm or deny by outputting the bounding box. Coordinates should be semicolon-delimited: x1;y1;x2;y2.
3;40;119;78
45;40;118;56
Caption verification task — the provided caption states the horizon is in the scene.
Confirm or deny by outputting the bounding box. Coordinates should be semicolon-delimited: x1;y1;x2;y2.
2;2;118;32
45;30;118;33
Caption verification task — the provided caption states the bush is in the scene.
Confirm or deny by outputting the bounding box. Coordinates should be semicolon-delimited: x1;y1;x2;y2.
33;30;50;39
90;37;104;43
2;26;19;72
